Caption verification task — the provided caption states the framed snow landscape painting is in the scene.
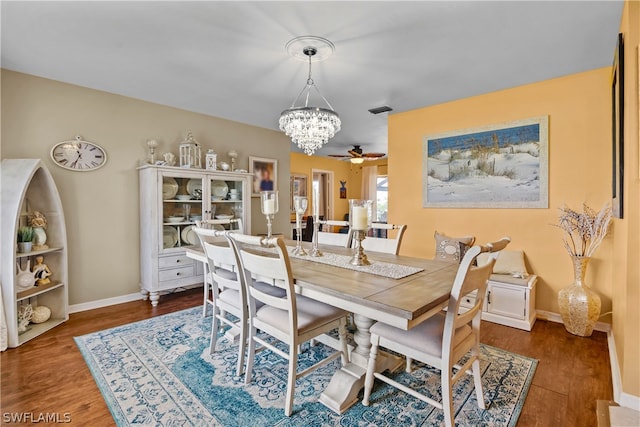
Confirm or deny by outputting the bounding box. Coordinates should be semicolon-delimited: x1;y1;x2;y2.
423;116;548;208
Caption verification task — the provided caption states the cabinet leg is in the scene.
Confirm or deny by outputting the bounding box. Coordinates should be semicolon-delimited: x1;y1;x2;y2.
140;288;149;300
149;292;159;306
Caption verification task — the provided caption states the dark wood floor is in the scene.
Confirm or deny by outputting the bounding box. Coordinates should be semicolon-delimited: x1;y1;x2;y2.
1;288;612;426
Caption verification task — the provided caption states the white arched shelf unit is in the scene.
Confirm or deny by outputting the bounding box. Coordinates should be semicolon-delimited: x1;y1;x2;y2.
1;159;69;348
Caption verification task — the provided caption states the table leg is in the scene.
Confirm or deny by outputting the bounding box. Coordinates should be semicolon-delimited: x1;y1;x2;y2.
318;313;403;414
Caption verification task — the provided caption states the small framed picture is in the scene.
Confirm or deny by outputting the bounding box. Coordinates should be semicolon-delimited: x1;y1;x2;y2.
249;156;278;197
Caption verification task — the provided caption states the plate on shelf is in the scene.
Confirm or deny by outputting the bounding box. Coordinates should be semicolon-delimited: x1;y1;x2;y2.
215;214;234;220
165;216;184;223
211;180;229;200
163;226;179;249
181;225;200;246
186;179;202;198
162;177;179;199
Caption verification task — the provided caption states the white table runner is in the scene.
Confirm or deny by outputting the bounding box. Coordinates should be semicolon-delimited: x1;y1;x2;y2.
288;247;423;279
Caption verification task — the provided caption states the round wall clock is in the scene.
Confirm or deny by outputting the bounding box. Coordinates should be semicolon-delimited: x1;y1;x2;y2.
50;136;107;171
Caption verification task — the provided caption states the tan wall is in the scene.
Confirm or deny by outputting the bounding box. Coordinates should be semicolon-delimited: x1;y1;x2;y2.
1;70;292;305
615;0;640;400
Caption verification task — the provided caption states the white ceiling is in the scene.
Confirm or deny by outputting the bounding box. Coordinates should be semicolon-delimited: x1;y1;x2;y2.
1;1;624;158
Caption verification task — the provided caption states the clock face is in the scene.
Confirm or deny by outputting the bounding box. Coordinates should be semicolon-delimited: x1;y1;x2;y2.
50;139;107;171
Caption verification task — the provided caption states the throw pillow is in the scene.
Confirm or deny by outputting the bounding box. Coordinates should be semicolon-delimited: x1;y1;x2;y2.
477;249;528;275
434;231;475;263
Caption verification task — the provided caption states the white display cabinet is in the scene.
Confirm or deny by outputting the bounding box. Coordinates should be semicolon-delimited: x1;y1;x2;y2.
1;159;69;348
138;165;251;306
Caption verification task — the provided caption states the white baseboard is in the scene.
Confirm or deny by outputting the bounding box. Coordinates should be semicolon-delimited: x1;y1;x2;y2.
608;331;640;411
69;292;143;313
535;309;611;332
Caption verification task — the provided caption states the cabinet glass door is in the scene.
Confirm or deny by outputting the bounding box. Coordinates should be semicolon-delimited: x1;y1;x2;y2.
161;174;203;250
207;177;244;229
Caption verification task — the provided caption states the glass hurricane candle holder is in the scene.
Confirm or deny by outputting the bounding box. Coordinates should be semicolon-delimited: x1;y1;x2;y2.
260;190;278;239
349;199;373;265
292;196;308;255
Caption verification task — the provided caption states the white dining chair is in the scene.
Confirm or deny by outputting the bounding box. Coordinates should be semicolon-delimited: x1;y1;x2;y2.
362;237;511;427
196;218;243;316
361;223;407;255
227;233;349;416
317;219;352;247
193;227;285;377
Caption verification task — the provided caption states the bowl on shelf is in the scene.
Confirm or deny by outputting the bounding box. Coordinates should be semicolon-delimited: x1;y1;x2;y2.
176;195;192;201
166;216;184;223
215;214;234;220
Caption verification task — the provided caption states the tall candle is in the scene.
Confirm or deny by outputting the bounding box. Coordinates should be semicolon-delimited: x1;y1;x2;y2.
352;206;369;230
263;198;276;214
313;188;319;220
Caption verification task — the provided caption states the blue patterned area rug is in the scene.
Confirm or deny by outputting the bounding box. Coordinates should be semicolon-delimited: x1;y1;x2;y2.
75;307;536;426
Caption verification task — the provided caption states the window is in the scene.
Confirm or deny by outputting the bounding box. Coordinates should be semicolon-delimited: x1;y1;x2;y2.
376;176;388;222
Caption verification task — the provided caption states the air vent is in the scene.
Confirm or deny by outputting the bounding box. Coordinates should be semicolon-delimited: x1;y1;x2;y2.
368;106;393;115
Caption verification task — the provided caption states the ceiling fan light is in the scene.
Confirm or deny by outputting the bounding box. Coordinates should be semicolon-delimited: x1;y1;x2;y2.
350;157;365;164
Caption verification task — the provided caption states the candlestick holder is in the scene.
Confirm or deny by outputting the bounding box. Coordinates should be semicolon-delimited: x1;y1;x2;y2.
348;199;373;266
350;229;370;266
309;218;323;257
260;190;278;239
292;196;308;256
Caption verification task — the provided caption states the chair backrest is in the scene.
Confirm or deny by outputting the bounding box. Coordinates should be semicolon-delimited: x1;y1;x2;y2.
196;218;244;232
361;223;407;255
443;237;510;360
227;234;298;339
317;220;352;247
193;227;242;289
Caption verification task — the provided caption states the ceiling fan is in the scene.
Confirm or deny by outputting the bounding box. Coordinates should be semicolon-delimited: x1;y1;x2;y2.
328;145;386;164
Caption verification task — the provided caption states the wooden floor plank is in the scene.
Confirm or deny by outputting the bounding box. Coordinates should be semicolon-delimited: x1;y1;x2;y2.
1;288;613;426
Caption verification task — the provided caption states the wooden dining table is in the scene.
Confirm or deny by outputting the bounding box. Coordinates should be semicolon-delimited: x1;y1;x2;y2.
185;240;459;414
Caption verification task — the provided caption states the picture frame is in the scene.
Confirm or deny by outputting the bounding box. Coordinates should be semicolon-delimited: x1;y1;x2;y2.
289;174;308;212
611;33;624;218
249;156;277;197
422;116;549;208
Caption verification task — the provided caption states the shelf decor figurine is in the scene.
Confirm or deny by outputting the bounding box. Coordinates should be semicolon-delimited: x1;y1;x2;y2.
554;202;612;337
292;196;308;256
146;139;158;164
16;260;37;292
349;199;373;266
32;256;52;286
260;190;278;239
17;304;33;333
17;226;33;253
28;211;48;250
179;130;202;168
205;149;217;170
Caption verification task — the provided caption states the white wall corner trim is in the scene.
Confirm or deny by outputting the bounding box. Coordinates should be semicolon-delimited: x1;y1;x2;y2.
608;330;640;411
69;293;143;313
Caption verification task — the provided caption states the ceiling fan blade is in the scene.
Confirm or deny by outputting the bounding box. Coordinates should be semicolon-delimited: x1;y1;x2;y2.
328;154;350;158
362;152;386;158
347;150;362;158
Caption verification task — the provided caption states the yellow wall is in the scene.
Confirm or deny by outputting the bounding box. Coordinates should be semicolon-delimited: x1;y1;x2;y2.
1;70;292;305
614;0;640;401
290;152;364;220
390;68;614;317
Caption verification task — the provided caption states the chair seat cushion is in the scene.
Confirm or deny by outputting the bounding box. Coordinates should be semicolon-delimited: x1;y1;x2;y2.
256;294;347;335
213;267;237;281
370;313;472;358
218;281;285;309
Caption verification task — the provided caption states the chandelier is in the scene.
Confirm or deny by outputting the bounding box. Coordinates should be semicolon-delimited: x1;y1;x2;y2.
279;36;341;156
